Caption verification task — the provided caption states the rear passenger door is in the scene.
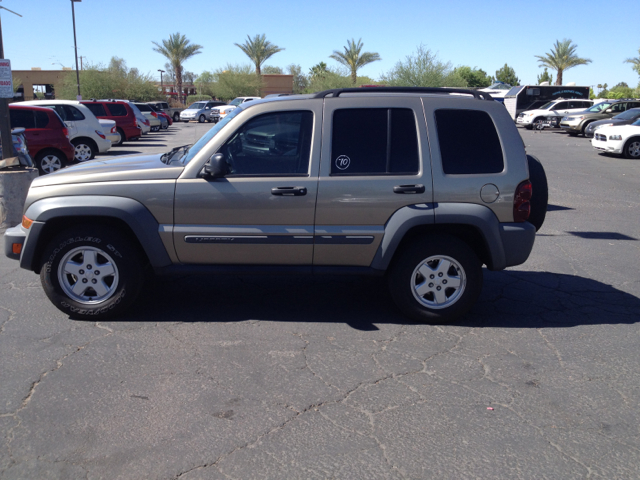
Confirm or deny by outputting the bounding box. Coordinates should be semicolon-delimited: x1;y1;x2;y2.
314;97;431;266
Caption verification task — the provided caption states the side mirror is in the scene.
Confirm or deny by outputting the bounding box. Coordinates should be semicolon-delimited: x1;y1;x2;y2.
605;108;612;113
204;153;229;178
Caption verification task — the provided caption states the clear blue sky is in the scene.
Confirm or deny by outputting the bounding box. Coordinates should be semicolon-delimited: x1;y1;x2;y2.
4;0;639;90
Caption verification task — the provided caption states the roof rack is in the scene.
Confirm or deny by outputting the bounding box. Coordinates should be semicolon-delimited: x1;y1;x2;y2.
312;87;494;101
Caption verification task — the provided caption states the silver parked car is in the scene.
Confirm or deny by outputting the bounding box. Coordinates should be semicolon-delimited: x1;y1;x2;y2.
180;101;226;123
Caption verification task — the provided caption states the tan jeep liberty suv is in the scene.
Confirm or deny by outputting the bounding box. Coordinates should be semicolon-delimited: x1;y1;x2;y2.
5;87;548;323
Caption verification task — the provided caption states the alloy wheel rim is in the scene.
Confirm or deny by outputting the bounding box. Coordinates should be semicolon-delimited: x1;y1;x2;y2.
629;142;640;158
410;255;466;309
41;155;62;173
58;246;119;304
74;144;91;161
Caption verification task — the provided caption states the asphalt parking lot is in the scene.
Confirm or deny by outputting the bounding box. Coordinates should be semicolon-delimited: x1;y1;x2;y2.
1;122;639;479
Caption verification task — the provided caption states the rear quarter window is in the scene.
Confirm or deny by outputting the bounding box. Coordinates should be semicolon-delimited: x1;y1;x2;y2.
435;109;504;175
9;109;35;129
34;111;50;128
106;104;127;116
84;103;107;117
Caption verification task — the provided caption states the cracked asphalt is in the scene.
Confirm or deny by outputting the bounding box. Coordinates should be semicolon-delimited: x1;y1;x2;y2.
1;123;639;479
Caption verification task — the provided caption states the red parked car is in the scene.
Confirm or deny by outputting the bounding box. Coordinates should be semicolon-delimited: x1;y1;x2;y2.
81;100;141;145
9;104;75;174
157;111;172;126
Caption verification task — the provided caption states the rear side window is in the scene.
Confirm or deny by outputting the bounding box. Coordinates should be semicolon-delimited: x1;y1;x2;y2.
331;108;419;175
10;109;35;129
84;103;107;117
106;104;127;116
34;111;50;128
135;104;152;112
435;109;504;175
52;105;85;121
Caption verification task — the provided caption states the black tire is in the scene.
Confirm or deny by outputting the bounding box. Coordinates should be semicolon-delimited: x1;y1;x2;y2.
567;131;578;137
387;235;483;324
198;114;206;123
173;112;180;122
526;155;548;231
533;117;545;129
71;138;96;162
39;226;144;319
114;128;125;146
151;126;159;132
581;122;593;136
183;120;189;123
623;137;640;159
35;149;66;175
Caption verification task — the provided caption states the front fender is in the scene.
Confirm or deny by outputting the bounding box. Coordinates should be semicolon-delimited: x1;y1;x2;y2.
22;196;172;271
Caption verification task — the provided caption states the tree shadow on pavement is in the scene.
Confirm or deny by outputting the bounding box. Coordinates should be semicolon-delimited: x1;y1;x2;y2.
108;270;640;331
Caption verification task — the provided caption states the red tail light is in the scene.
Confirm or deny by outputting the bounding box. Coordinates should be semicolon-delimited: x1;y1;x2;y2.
151;111;158;118
62;127;69;139
513;180;532;222
111;126;117;134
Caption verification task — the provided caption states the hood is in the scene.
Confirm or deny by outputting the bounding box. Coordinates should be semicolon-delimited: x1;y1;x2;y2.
595;124;640;137
31;153;184;187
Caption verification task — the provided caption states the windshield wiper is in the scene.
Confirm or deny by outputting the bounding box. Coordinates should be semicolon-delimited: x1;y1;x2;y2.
161;144;191;164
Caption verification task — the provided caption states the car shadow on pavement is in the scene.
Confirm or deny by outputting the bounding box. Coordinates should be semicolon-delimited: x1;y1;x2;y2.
106;270;640;331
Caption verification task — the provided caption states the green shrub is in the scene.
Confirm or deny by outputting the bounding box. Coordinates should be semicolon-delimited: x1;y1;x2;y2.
186;94;212;104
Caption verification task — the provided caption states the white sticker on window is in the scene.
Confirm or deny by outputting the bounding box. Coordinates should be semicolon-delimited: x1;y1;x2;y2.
335;155;351;170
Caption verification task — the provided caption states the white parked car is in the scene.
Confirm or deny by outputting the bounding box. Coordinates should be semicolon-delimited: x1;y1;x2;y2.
210;97;261;123
179;101;226;123
21;100;112;161
133;102;162;131
516;99;594;129
591;120;640;158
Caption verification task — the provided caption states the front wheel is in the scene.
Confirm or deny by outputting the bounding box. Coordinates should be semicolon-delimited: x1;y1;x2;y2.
198;114;206;123
624;137;640;159
173;112;180;122
388;235;483;324
40;226;144;319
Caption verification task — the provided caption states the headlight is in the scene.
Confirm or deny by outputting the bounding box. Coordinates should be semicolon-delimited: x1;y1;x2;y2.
609;135;623;141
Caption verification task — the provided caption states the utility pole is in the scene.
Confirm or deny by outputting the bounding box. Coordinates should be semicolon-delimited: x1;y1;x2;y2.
71;0;81;99
158;69;165;95
0;2;22;160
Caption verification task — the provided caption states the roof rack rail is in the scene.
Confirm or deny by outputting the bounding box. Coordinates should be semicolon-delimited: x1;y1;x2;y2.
312;87;494;101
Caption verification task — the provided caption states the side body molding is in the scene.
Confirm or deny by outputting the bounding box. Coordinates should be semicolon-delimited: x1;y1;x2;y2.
22;196;172;270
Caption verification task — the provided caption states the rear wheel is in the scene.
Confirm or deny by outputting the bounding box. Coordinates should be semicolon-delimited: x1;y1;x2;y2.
173;112;180;122
40;226;144;319
114;128;125;146
71;138;96;162
35;149;66;175
388;235;483;324
623;137;640;159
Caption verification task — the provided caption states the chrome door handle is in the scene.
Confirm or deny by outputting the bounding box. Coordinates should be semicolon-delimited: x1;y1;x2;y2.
393;184;425;194
271;186;307;196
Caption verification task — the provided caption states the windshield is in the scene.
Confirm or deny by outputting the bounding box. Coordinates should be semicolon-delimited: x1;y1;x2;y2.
613;109;640;120
180;108;243;164
229;98;245;106
188;102;206;110
587;102;612;113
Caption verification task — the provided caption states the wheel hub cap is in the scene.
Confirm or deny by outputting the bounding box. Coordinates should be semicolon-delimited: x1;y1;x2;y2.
58;246;119;304
411;255;466;309
74;144;91;161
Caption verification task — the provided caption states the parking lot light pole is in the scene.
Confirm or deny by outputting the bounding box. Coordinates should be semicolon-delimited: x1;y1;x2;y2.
158;69;165;95
71;0;81;99
0;1;22;160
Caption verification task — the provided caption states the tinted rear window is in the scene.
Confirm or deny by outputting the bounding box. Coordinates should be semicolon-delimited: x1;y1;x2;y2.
135;104;152;112
106;103;127;116
435;109;504;175
34;111;50;128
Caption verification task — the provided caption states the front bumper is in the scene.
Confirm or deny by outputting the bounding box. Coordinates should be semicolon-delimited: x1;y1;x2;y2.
559;121;581;133
4;224;27;261
516;116;533;126
591;137;623;154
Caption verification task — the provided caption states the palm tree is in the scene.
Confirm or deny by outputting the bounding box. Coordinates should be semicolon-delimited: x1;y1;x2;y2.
625;48;640;76
152;33;202;103
330;39;381;85
234;34;284;76
534;39;591;86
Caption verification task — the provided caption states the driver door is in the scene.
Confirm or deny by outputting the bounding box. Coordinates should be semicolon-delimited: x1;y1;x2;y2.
173;106;321;265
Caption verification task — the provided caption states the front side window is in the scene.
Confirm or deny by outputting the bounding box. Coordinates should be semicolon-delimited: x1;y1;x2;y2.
188;102;205;110
218;110;313;176
587;102;611;113
330;108;419;175
435;109;504;175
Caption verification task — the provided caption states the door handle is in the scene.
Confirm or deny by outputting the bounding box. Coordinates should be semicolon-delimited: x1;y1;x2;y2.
393;184;425;194
271;186;307;196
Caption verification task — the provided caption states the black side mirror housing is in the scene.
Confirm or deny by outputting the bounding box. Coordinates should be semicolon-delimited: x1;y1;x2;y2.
204;153;229;178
